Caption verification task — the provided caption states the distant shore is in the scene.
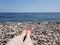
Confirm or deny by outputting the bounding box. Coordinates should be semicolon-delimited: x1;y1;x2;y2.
0;21;60;45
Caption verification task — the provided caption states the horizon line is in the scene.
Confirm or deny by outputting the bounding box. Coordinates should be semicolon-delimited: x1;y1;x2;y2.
0;12;60;13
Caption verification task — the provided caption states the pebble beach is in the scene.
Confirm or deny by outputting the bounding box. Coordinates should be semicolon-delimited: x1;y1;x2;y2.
0;22;60;45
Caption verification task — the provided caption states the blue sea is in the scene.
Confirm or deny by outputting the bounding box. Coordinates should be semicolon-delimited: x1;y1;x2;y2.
0;13;60;22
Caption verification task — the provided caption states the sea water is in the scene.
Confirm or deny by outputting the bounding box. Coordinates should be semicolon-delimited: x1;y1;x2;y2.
0;13;60;22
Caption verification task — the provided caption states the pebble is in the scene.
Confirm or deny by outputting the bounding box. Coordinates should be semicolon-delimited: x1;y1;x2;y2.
0;22;60;45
